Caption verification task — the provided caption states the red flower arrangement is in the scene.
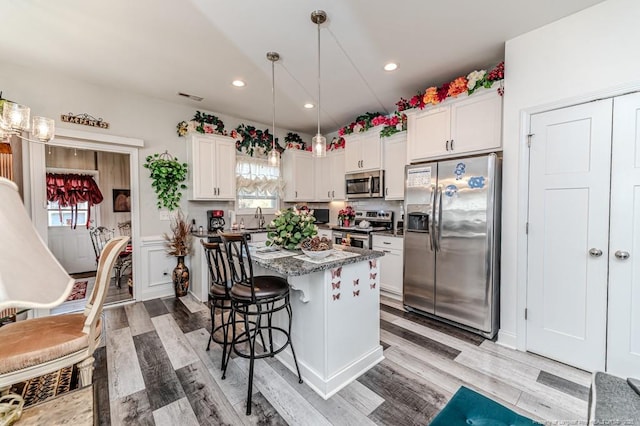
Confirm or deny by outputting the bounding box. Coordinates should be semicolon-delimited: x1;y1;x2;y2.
329;137;345;150
338;206;355;220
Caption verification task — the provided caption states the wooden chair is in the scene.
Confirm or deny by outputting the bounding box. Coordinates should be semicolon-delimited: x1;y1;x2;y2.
117;221;131;237
0;236;129;394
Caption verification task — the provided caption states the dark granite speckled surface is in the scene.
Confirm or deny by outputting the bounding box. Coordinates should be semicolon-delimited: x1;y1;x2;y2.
252;246;384;277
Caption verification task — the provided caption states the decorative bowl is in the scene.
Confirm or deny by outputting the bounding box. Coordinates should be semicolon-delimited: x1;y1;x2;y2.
302;248;334;259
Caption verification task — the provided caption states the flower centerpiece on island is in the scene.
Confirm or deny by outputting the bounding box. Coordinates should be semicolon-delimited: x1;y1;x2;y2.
338;206;356;227
266;207;318;250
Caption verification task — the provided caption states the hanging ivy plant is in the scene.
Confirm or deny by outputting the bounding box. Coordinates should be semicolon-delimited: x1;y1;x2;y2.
144;151;188;211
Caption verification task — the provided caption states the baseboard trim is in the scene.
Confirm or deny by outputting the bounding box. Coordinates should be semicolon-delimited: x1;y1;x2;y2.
496;330;517;349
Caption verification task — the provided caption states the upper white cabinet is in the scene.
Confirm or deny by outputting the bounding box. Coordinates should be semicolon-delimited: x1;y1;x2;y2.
344;128;383;173
382;132;407;200
283;150;315;202
406;88;502;163
315;150;345;201
187;134;237;200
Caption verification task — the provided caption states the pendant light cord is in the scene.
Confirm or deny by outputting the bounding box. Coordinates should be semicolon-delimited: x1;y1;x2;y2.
316;21;321;136
272;59;276;150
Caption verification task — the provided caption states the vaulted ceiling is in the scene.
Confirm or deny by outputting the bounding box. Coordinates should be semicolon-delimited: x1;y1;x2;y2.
0;0;605;134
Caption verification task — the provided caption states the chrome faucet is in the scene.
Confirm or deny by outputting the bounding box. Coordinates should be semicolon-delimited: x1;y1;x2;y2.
255;206;265;229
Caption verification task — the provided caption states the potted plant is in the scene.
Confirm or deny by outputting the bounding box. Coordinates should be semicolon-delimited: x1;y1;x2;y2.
266;207;317;250
163;210;193;297
144;151;188;211
338;206;356;227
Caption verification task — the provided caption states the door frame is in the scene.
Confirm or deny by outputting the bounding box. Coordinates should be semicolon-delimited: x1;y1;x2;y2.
24;128;143;315
514;82;640;351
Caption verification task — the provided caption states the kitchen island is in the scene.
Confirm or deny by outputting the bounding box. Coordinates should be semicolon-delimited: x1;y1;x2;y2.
250;245;385;399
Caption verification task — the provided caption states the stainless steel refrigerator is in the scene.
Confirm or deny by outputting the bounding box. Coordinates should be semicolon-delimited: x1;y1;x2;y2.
403;153;501;338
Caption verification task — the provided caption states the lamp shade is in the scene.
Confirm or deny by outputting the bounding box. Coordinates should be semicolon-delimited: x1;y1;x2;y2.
0;177;74;310
2;102;30;132
32;116;55;142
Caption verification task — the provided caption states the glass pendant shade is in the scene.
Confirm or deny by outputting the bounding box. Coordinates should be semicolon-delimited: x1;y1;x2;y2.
312;133;326;157
268;147;280;166
32;116;55;142
2;102;30;131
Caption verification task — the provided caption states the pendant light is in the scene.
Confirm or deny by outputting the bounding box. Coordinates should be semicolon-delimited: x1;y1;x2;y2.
311;10;327;158
267;51;280;167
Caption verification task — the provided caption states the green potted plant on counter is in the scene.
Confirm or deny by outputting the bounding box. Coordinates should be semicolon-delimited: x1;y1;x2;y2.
266;207;317;250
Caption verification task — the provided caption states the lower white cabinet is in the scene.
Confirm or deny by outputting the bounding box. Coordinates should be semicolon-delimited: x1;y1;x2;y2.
372;234;403;297
317;228;332;239
248;232;268;243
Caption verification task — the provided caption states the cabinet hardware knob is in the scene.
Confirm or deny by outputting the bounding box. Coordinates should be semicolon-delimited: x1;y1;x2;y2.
589;248;603;257
332;190;335;198
451;139;454;150
385;187;388;196
446;140;450;151
328;191;331;198
615;250;630;260
383;250;391;253
383;241;391;244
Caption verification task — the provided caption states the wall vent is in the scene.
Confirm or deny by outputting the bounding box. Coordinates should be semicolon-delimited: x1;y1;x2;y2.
177;92;203;102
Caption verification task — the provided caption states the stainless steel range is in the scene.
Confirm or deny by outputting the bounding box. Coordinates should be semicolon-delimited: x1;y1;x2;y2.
332;210;393;249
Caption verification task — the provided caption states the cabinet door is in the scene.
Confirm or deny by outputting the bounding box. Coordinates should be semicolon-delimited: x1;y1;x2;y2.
450;90;502;154
375;247;403;296
383;135;406;200
330;150;346;200
407;107;450;162
215;138;237;200
314;156;331;201
191;136;216;199
360;132;382;171
344;135;363;173
294;153;315;200
317;228;332;239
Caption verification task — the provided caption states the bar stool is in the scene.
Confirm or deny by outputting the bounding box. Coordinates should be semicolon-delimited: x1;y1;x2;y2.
219;232;303;415
201;240;232;369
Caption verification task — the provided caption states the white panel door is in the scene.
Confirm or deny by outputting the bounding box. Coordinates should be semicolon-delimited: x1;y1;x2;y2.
215;139;237;200
608;92;640;378
48;227;96;274
527;99;612;371
407;107;450;162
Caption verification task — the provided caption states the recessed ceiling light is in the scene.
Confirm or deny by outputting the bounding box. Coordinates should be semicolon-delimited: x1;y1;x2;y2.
384;62;398;71
304;103;315;109
232;80;246;87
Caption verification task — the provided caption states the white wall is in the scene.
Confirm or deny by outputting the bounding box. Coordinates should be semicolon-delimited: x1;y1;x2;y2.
0;62;312;237
500;0;640;347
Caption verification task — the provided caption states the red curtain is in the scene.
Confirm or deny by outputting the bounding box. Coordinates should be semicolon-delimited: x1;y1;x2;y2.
46;173;104;229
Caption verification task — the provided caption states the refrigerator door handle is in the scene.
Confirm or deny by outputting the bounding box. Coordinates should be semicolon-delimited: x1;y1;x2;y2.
434;184;443;251
429;183;437;251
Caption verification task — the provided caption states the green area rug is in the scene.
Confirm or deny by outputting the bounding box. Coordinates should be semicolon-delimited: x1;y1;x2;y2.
430;386;541;425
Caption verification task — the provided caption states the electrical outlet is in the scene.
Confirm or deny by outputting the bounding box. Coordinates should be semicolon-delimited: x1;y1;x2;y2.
159;210;170;221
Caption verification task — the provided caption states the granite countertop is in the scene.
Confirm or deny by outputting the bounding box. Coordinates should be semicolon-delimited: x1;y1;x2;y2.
191;228;269;238
252;245;384;277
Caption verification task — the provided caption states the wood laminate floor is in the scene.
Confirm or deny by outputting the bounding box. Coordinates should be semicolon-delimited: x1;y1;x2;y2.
96;294;590;425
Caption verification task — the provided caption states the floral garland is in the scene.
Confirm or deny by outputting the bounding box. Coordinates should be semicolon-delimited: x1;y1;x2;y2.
420;61;504;107
284;132;307;150
337;112;385;136
176;111;227;137
329;137;345;150
336;62;505;139
234;124;284;157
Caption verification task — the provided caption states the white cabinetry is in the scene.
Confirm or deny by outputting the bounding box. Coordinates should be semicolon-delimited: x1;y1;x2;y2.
372;234;403;298
283;150;315;201
406;88;502;163
344;128;383;173
382;132;407;200
187;134;237;200
314;150;346;201
317;228;332;239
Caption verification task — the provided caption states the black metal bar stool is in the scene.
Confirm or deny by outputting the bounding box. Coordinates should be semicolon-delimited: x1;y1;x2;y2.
219;232;303;415
201;240;232;369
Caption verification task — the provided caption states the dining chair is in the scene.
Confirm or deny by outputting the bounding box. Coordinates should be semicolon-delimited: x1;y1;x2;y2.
0;236;130;395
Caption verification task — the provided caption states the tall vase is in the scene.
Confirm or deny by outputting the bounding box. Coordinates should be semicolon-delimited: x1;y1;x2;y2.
172;255;189;297
343;218;350;228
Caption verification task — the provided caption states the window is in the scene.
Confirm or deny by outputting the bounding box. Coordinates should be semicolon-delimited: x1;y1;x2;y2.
47;200;90;227
236;156;283;213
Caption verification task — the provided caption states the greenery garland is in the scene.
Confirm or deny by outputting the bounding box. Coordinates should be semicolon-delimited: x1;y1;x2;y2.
284;132;306;150
234;124;284;157
176;111;226;137
144;152;188;211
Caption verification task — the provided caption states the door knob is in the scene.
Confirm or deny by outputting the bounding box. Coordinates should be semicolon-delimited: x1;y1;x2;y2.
589;248;603;257
614;250;630;260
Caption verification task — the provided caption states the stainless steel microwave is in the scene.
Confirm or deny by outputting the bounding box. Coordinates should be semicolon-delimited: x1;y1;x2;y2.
345;170;384;199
